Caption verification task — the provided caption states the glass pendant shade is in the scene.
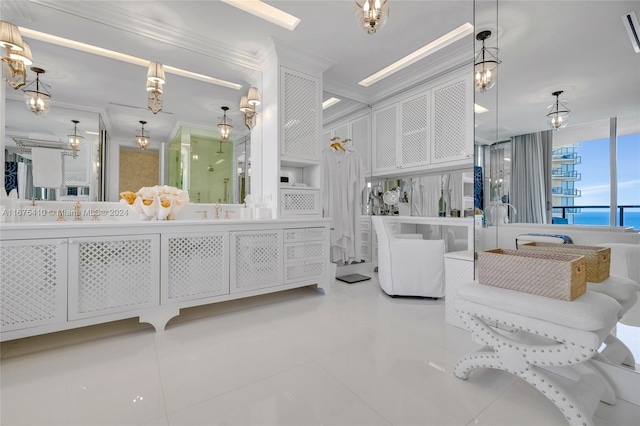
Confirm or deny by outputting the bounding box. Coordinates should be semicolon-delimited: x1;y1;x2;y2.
547;91;570;131
136;121;150;150
2;40;32;89
355;0;389;35
146;80;163;114
474;30;501;93
218;106;233;140
23;67;51;115
147;62;166;85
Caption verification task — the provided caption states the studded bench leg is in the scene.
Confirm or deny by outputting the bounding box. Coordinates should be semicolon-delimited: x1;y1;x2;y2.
454;307;616;426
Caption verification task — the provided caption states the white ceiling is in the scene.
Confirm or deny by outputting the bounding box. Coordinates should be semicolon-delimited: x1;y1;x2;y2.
2;0;639;152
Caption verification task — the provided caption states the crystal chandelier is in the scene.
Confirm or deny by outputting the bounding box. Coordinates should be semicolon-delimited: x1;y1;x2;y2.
67;120;83;159
355;0;389;35
136;120;150;150
23;67;51;115
474;30;501;93
547;91;570;131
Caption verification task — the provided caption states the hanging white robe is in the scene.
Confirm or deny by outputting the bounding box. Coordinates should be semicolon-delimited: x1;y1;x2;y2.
321;146;366;263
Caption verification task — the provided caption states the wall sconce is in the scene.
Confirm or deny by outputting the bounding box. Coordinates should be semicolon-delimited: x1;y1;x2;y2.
240;87;261;130
355;0;389;35
136;120;150;149
547;90;570;131
23;66;51;115
67;120;83;159
146;62;165;114
1;20;33;90
474;30;501;93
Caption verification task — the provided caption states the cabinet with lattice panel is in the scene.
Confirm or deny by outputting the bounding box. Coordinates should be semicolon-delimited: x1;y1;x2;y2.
230;230;284;293
283;227;326;284
372;89;431;175
430;73;474;164
161;232;230;303
0;239;68;332
67;234;160;320
280;67;321;164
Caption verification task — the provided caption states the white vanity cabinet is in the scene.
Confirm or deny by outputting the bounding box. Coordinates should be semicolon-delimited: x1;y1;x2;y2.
231;229;284;293
0;219;330;342
161;232;230;303
67;235;160;320
0;238;68;332
283;227;326;284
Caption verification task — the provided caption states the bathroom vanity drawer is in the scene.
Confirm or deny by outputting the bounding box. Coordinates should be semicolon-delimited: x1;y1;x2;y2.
284;227;326;243
284;241;325;263
284;260;325;284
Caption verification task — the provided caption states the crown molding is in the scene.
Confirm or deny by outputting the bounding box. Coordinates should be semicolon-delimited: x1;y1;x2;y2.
28;0;262;72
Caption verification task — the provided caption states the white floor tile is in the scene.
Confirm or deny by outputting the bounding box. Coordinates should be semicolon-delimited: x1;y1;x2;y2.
0;330;166;426
1;274;637;426
167;362;390;425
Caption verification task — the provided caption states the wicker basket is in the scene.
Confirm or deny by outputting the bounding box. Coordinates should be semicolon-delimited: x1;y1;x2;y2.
478;249;586;301
518;242;610;283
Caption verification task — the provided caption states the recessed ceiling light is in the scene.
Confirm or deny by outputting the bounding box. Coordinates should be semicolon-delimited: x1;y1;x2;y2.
359;22;474;87
474;103;489;114
19;27;243;90
85;131;99;135
220;0;301;31
322;97;341;110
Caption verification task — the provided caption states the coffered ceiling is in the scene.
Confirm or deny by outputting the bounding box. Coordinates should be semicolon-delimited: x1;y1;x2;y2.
2;1;639;151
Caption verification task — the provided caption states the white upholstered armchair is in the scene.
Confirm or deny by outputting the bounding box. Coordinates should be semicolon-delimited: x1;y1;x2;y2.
372;216;445;298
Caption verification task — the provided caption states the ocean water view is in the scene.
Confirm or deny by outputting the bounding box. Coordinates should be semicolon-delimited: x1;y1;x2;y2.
570;211;640;230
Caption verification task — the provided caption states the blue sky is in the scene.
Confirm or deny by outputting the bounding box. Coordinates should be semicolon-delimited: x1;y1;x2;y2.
576;132;640;206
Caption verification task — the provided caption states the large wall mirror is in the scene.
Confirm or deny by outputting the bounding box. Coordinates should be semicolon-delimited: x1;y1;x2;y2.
474;0;640;375
2;1;257;205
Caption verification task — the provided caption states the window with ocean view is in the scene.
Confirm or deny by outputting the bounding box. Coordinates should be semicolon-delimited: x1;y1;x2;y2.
552;114;640;230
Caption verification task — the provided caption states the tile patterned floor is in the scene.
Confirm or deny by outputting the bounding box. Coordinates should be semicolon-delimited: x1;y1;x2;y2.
1;276;639;426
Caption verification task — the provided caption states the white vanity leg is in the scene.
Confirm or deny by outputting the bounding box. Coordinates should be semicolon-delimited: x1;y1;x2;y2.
139;306;180;332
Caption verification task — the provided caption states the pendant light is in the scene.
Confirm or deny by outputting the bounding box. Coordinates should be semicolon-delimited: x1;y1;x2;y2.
217;106;233;141
67;120;83;159
23;67;52;115
474;30;501;93
547;91;570;131
136;120;150;150
355;0;389;35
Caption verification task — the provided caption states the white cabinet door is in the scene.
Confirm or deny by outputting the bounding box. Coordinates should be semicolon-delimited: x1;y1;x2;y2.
68;234;160;320
280;67;321;163
350;114;371;174
230;230;283;293
399;91;430;169
161;232;230;304
431;74;473;164
372;103;398;174
0;238;68;332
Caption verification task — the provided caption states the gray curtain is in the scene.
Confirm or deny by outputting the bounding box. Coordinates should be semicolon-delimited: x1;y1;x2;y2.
511;131;552;223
